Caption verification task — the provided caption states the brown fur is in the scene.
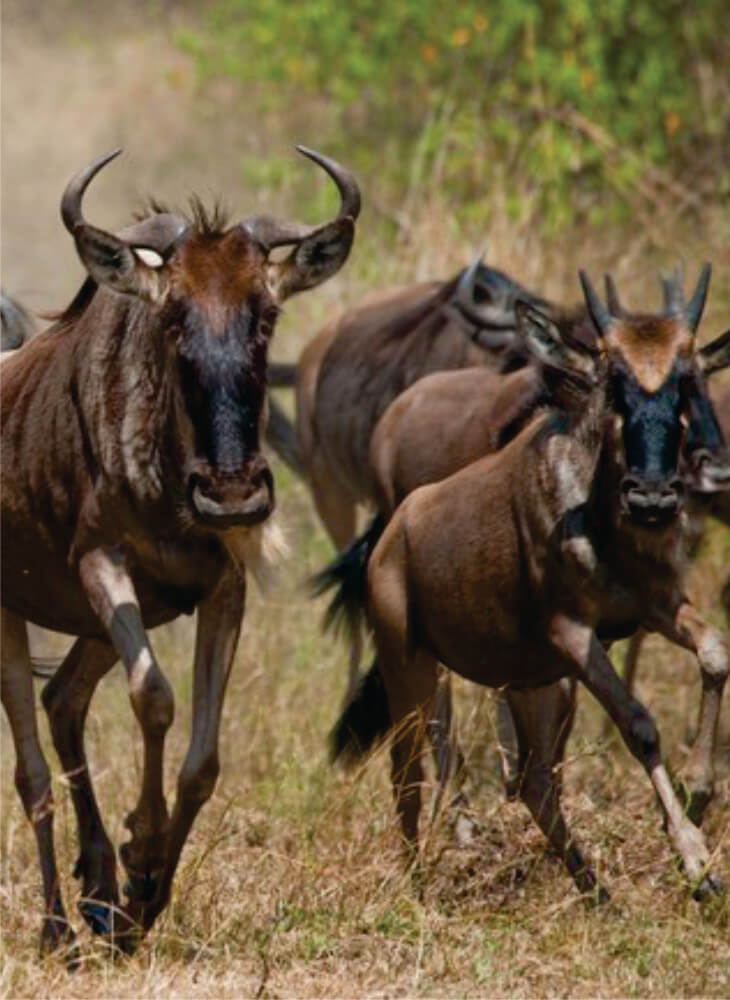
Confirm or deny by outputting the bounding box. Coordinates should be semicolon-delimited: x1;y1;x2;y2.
607;315;694;392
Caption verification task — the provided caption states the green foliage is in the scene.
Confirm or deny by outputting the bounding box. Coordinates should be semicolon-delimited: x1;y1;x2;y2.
180;1;729;228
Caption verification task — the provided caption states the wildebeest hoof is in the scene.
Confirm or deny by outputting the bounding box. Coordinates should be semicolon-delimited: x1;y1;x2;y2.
40;915;79;969
692;873;724;902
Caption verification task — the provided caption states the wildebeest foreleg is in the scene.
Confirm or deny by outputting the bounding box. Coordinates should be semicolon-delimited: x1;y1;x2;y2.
553;616;720;895
78;548;174;920
41;637;122;937
655;602;728;825
123;560;246;939
0;609;76;959
506;679;608;901
601;628;646;741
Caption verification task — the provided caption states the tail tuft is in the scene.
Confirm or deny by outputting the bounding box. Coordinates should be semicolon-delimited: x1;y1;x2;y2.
330;659;391;767
310;514;385;643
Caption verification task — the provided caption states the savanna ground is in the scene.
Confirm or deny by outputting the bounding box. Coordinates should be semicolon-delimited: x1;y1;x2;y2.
1;3;730;997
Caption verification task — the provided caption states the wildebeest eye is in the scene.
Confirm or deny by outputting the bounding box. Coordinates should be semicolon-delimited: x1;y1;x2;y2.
259;304;281;336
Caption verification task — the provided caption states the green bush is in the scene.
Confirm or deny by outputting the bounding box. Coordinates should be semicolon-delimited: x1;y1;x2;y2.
179;0;729;228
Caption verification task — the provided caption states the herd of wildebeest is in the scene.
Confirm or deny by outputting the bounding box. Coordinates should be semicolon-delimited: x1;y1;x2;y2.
1;147;729;964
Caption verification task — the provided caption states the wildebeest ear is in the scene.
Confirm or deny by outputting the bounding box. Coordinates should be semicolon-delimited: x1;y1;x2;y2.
267;218;355;301
73;223;169;302
698;328;730;376
516;300;596;379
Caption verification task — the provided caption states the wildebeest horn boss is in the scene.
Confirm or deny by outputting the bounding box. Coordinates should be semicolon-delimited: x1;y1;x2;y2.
0;147;360;958
328;270;728;903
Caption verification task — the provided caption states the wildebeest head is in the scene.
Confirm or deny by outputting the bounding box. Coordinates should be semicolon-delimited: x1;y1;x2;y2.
450;249;551;351
580;267;729;526
61;148;360;528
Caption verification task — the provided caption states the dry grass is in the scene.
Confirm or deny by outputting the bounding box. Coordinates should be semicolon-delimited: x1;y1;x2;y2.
2;4;730;998
1;463;729;999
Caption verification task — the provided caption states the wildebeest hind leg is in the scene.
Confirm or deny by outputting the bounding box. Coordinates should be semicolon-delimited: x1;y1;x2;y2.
1;609;77;960
41;636;122;938
370;542;435;860
506;678;608;902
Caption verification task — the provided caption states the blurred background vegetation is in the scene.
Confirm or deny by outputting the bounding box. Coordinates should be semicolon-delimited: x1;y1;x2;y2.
180;0;730;233
4;0;729;314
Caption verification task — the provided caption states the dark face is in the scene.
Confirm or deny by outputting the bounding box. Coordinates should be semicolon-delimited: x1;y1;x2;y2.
170;229;277;528
611;360;688;526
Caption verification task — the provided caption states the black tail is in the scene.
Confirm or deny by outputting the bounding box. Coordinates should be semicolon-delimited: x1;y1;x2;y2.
310;513;386;644
268;361;297;387
265;397;305;476
330;658;391;767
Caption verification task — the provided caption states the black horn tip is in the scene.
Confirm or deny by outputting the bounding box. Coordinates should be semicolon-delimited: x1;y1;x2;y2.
686;261;712;333
604;273;623;316
60;148;123;234
579;269;612;337
295;145;361;220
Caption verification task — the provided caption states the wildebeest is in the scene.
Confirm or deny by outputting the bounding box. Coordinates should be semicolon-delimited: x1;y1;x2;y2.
0;146;360;957
278;255;586;693
329;271;728;901
279;254;575;547
1;290;34;351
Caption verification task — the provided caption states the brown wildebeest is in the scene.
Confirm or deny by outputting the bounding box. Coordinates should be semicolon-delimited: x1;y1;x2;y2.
289;256;590;693
0;146;360;958
330;270;728;902
287;255;578;547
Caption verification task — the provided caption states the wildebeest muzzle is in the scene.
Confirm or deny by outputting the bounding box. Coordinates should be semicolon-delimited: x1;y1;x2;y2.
189;455;274;528
619;473;685;526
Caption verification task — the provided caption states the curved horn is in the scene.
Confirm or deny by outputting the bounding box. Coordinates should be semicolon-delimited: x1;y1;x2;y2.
60;148;122;235
604;274;624;316
579;270;613;337
243;146;361;250
685;262;711;333
116;214;189;254
296;145;361;221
